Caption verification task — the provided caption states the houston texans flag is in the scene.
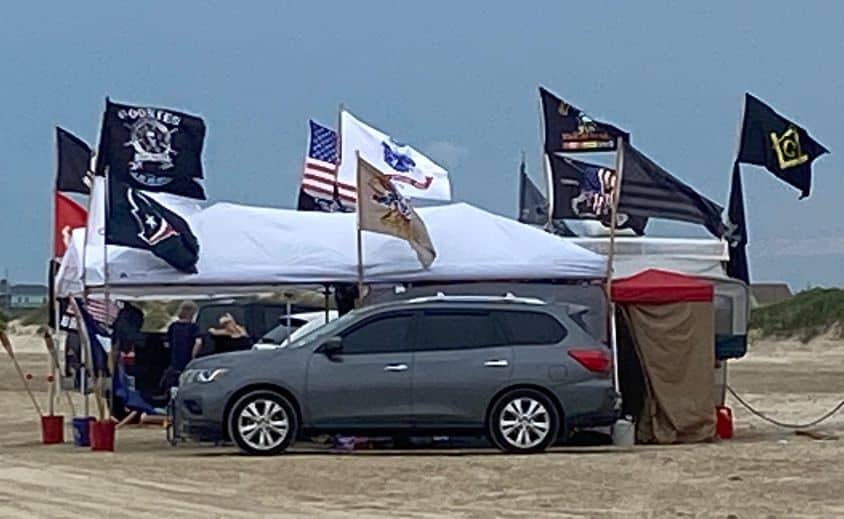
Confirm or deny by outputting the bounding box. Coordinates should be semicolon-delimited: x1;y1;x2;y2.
337;110;452;202
106;182;200;273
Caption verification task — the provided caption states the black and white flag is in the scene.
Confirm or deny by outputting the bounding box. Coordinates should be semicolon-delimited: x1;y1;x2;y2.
106;182;200;273
518;157;548;225
56;127;93;194
725;161;749;283
96;98;207;199
618;144;724;237
549;155;648;235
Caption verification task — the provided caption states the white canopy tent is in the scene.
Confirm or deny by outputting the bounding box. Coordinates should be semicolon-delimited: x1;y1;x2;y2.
56;193;607;299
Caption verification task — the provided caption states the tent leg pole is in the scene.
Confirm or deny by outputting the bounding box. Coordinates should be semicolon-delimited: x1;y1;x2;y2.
610;304;620;394
324;285;330;323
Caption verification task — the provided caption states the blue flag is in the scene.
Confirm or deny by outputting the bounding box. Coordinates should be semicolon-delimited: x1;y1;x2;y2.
76;298;109;374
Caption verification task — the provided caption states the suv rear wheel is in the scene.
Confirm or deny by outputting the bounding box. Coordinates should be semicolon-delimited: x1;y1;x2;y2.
229;390;297;455
488;389;559;454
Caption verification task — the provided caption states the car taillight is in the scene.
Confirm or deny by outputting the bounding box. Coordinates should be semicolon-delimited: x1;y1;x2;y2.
568;348;611;374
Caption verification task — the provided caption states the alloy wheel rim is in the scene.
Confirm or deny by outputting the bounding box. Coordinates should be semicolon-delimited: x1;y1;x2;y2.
238;399;289;451
499;397;550;449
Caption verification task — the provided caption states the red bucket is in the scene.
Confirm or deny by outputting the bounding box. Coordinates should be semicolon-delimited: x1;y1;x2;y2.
716;406;733;439
41;415;64;444
89;420;116;452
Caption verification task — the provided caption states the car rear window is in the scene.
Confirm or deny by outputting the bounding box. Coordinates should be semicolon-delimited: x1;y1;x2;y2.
415;311;507;351
493;310;567;345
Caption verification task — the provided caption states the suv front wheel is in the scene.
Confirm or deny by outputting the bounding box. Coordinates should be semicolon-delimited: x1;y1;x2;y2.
229;390;298;455
488;389;560;454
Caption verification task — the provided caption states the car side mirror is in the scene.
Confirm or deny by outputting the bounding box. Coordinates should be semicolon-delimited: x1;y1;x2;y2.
320;336;343;357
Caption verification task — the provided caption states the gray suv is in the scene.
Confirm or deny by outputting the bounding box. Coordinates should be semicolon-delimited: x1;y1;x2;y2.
175;296;617;455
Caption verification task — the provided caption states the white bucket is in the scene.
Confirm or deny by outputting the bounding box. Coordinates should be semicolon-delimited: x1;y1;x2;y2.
612;417;635;447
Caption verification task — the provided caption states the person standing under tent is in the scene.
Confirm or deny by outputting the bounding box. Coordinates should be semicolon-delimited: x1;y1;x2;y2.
166;301;202;373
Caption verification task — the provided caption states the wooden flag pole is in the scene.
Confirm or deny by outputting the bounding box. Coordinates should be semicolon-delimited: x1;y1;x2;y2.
44;332;76;416
355;151;365;305
69;297;93;417
606;136;626;394
77;107;103;419
102;165;113;421
0;331;43;417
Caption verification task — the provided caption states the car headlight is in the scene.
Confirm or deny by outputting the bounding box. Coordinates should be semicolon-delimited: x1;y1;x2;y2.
181;368;229;384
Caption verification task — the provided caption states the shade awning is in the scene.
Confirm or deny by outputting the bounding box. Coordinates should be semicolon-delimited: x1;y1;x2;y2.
55;183;607;299
611;269;713;304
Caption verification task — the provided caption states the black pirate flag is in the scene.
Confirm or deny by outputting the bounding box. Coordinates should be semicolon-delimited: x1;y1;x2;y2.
96;98;207;199
106;182;200;273
737;93;828;198
539;87;629;155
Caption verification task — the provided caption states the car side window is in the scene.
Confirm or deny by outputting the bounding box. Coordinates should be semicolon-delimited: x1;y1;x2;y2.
494;311;567;345
340;313;413;354
415;311;507;351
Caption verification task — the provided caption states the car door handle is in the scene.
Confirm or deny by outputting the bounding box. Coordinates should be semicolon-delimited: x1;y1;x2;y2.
384;363;408;372
484;359;509;368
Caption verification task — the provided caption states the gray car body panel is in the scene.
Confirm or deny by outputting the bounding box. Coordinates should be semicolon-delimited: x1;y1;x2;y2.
176;299;617;441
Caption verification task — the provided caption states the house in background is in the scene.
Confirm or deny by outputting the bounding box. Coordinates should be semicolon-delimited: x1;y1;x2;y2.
750;283;792;308
0;280;48;310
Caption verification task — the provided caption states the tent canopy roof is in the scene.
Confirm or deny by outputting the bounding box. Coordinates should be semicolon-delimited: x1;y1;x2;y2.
611;269;713;304
56;198;607;299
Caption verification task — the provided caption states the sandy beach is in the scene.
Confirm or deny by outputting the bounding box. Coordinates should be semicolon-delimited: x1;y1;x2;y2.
1;331;843;518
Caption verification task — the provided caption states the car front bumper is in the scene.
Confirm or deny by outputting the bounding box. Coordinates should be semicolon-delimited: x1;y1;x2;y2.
173;383;231;442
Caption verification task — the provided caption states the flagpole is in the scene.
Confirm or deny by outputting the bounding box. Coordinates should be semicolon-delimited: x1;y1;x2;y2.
606;136;625;395
355;151;364;305
77;157;96;419
80;100;106;419
518;150;526;216
49;130;61;418
536;92;554;229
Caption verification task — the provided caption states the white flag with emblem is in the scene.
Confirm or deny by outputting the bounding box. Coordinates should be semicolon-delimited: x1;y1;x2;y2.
336;110;452;203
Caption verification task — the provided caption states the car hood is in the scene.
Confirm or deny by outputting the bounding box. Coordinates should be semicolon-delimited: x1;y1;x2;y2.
185;346;304;370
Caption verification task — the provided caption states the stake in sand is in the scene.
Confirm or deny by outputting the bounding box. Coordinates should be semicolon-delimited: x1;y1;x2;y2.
0;330;44;417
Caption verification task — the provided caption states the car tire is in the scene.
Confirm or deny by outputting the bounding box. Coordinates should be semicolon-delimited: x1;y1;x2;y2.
228;390;297;455
488;389;560;454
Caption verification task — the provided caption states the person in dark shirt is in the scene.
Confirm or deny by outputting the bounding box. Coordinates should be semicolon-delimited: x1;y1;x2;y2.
208;313;252;354
166;301;201;372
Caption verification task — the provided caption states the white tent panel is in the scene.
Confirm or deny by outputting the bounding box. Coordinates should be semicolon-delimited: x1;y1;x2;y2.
57;202;606;299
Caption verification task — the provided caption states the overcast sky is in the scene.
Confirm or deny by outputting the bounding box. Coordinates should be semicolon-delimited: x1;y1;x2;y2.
1;1;841;289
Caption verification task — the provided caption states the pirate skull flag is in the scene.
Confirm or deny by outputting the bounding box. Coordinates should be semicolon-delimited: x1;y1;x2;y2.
539;87;629;155
737;93;829;198
96;98;207;200
106;181;200;273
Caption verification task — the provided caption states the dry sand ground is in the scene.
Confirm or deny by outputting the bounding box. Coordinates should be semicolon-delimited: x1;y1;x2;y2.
1;332;843;518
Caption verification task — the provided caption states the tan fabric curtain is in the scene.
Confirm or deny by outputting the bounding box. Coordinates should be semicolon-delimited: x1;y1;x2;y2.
621;302;715;444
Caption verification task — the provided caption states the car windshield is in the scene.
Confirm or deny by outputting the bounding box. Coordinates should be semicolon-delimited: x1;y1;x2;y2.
286;310;360;349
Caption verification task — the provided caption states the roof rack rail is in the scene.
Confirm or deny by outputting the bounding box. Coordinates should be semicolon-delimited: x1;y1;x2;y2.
405;294;546;305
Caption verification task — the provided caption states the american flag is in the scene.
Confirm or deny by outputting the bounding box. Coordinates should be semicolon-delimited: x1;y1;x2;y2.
300;121;357;205
59;297;120;331
85;298;120;326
